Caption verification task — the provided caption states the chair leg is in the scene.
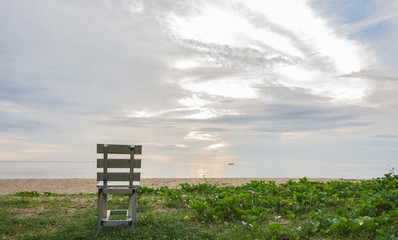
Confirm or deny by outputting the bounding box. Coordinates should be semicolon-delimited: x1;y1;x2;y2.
98;188;138;231
103;193;108;219
127;195;132;219
97;189;103;231
130;191;137;231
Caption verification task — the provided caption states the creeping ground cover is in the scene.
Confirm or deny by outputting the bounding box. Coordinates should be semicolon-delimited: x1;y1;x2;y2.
0;173;397;239
139;173;398;239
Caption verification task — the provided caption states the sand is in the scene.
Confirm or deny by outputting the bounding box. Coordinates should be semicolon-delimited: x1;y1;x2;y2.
0;177;365;195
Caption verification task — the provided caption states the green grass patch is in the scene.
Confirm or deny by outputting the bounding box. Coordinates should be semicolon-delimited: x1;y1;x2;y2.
0;173;397;239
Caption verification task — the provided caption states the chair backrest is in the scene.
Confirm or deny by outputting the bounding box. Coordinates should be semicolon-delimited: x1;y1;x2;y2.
97;144;142;188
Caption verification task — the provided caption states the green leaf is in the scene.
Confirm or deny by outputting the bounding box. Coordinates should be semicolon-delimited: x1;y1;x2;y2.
376;215;390;223
363;216;372;222
366;222;379;229
366;205;377;214
329;223;339;231
336;207;346;215
329;218;339;224
308;211;317;218
340;217;348;223
250;221;259;230
286;213;295;220
377;229;386;236
349;221;360;231
389;209;398;217
374;237;387;240
269;223;281;230
293;205;300;212
310;221;320;228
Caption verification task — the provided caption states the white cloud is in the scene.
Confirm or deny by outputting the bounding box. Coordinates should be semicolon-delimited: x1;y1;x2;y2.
165;0;370;103
127;110;157;118
166;2;303;57
181;78;258;99
243;0;364;72
178;95;211;107
206;142;229;151
183;108;240;120
274;65;370;102
173;59;202;69
182;109;217;119
185;131;218;141
125;0;143;14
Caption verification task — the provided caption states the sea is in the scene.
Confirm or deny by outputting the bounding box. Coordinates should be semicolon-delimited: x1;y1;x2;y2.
0;160;392;179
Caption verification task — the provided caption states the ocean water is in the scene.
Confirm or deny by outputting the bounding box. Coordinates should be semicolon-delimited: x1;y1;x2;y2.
0;161;95;179
0;160;391;179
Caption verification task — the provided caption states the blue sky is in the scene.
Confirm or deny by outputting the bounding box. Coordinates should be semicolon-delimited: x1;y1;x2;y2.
0;0;397;179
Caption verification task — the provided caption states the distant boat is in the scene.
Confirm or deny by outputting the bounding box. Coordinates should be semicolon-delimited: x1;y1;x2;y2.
228;163;235;166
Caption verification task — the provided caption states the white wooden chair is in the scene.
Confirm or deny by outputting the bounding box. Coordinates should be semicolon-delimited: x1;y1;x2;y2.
96;144;142;231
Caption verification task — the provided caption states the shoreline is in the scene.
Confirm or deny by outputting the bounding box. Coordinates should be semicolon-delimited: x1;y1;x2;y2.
0;177;367;195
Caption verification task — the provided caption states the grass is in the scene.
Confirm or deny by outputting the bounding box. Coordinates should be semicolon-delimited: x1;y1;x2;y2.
0;193;220;240
0;173;397;240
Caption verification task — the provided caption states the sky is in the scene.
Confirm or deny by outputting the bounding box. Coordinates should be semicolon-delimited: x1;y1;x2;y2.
0;0;397;179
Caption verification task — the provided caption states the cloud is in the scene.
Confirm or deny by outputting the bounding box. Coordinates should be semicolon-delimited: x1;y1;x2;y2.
0;101;54;133
0;0;397;178
206;142;229;151
146;143;188;151
161;0;373;106
309;0;398;70
372;135;398;140
185;131;218;141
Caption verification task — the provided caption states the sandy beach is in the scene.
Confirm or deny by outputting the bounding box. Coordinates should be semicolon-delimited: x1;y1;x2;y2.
0;178;365;195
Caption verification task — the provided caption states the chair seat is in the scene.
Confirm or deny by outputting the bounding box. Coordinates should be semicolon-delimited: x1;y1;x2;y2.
97;181;140;188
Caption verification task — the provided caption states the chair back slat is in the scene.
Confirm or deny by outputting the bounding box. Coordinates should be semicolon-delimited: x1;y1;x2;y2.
97;159;141;168
97;172;141;181
97;144;142;154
